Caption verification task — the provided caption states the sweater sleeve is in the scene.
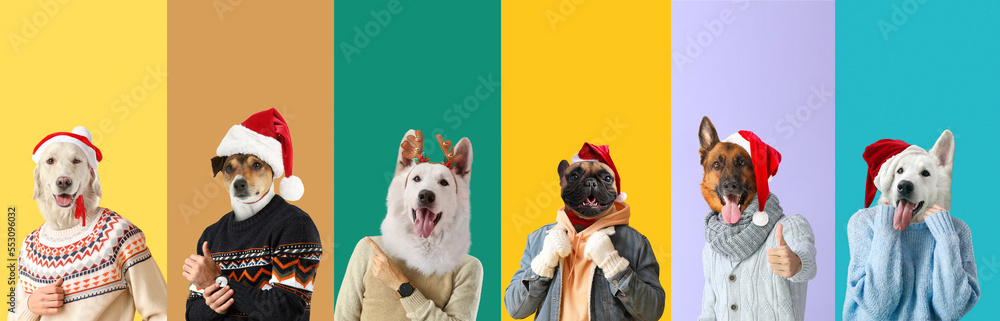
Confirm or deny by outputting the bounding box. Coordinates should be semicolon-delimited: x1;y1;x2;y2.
781;215;817;283
503;227;553;319
925;211;980;319
844;206;904;319
399;257;483;321
123;240;169;321
186;230;225;321
228;214;323;320
698;245;717;321
333;238;371;321
606;232;665;321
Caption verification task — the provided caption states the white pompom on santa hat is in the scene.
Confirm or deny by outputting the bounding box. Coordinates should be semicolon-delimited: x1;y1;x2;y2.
722;130;782;226
216;108;304;201
570;142;626;202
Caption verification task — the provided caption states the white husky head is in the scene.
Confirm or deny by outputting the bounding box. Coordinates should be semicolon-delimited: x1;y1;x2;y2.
877;130;954;228
382;129;473;275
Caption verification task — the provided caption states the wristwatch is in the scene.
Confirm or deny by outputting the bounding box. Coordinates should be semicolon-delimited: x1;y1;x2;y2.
396;282;414;298
214;275;228;288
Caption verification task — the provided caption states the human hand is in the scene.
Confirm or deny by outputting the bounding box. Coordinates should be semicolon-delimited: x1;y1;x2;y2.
183;241;221;289
27;277;64;315
366;237;410;291
767;224;802;278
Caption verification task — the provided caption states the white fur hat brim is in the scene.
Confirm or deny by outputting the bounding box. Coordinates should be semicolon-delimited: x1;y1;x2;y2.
216;124;285;177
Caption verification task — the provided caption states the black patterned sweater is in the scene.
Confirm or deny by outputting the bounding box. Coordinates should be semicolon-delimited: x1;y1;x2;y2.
186;195;323;321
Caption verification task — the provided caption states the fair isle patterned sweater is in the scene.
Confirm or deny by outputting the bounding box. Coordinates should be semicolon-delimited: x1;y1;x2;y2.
186;195;322;321
8;208;168;321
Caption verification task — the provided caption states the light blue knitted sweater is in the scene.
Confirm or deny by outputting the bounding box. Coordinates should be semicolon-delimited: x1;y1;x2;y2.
843;205;979;320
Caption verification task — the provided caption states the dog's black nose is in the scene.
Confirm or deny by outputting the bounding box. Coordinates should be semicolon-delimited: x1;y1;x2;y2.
56;176;72;189
721;179;739;192
897;180;914;195
233;179;248;192
584;178;598;188
418;190;436;205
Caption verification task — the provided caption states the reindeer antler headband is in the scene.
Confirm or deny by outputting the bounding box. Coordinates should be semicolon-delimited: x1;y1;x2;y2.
400;130;463;168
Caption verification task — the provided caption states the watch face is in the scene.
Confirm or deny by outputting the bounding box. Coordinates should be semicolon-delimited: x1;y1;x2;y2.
215;275;228;288
397;282;414;297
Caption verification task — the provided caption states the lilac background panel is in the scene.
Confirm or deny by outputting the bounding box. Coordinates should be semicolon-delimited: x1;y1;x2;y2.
671;1;835;319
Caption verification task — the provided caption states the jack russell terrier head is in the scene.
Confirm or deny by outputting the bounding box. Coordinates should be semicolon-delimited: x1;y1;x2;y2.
211;154;275;221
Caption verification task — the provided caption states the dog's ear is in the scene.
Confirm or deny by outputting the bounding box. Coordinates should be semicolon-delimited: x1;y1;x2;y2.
450;137;473;181
699;116;720;164
211;156;227;177
929;130;955;174
396;129;418;175
88;168;102;199
558;160;569;179
32;165;43;200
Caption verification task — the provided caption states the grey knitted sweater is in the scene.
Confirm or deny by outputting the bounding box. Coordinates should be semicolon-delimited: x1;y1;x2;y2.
699;202;817;321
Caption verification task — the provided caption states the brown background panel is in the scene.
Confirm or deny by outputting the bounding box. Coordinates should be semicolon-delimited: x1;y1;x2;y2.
167;1;334;319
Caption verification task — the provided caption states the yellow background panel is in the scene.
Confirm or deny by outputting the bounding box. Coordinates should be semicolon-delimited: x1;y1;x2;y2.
500;0;670;319
0;1;167;320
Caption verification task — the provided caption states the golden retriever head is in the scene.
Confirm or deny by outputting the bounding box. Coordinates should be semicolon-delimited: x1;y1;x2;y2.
34;142;101;229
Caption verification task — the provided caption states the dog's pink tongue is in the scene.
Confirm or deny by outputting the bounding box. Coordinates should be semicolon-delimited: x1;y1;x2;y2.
894;201;915;231
55;194;73;207
721;196;741;224
413;209;437;238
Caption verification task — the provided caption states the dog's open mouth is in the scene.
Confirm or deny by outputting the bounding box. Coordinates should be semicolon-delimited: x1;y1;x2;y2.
581;196;607;208
53;193;76;208
411;208;442;238
894;199;924;231
718;191;747;224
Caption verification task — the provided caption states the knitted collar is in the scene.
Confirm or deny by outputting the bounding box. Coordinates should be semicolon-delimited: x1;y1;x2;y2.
703;194;784;261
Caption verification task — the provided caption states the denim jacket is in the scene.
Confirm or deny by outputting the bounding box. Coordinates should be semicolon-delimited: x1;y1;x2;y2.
504;223;665;320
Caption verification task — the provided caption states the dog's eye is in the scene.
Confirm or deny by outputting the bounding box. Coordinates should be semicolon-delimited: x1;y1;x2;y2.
570;173;579;181
253;162;262;170
72;158;81;164
225;165;234;174
737;158;745;166
713;161;722;170
921;170;930;177
897;167;904;174
439;179;449;186
603;175;613;183
413;175;421;182
46;158;54;165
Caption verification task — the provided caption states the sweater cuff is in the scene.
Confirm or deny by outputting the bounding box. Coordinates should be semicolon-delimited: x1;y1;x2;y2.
925;210;957;240
399;288;429;315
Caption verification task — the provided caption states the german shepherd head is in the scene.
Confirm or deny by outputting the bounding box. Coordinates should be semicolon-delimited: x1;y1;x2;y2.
698;116;756;220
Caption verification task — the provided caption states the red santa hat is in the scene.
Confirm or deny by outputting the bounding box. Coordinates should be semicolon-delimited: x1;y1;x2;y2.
722;130;781;226
863;139;925;207
32;126;102;227
216;108;304;201
32;126;103;170
570;143;626;202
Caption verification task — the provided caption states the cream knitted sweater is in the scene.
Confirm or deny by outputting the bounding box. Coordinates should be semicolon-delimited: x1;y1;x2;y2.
7;208;168;321
334;236;482;321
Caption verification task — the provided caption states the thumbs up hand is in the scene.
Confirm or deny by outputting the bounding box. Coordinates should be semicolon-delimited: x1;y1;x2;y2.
183;241;223;289
28;277;64;315
766;224;802;279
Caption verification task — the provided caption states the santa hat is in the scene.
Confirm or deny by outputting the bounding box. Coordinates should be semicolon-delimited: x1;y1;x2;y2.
722;130;781;226
863;139;925;207
32;126;102;227
570;143;626;202
216;108;304;201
